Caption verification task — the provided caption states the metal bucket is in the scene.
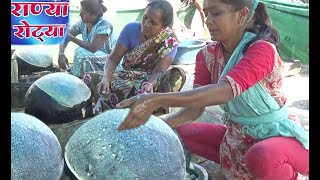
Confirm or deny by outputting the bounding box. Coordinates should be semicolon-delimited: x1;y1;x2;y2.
193;163;209;180
173;40;206;65
185;162;209;180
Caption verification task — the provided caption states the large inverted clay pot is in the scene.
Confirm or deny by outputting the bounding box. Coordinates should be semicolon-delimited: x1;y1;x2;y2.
12;46;54;75
65;108;186;180
11;112;64;180
25;72;93;124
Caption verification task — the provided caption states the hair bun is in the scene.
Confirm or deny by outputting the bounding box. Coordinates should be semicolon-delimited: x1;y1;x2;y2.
98;0;103;4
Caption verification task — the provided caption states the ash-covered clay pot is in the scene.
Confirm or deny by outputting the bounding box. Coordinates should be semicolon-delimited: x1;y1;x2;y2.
65;108;186;180
25;72;93;124
11;112;64;180
12;46;54;75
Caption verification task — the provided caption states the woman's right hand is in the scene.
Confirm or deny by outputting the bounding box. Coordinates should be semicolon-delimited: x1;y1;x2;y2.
58;54;68;70
116;93;159;131
97;76;110;95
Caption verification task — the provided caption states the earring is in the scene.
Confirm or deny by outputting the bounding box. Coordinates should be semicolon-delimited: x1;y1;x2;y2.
239;18;244;24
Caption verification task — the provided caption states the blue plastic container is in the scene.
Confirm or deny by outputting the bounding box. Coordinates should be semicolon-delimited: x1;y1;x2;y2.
173;40;206;65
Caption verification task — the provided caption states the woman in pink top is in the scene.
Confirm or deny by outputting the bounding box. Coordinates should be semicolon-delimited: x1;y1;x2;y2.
115;0;309;179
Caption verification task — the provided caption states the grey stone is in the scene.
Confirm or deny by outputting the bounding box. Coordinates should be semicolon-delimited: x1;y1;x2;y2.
49;119;89;153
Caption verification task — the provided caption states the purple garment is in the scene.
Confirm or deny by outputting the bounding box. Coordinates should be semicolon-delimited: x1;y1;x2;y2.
117;22;177;58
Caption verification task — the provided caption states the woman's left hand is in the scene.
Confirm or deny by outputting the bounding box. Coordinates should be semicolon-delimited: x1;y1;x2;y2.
116;94;158;131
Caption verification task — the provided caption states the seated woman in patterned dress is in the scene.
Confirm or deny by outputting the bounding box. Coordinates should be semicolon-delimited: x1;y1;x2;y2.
93;0;186;112
58;0;117;78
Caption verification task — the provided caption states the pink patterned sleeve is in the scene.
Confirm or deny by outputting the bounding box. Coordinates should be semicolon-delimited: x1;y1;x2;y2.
221;41;276;97
193;49;212;88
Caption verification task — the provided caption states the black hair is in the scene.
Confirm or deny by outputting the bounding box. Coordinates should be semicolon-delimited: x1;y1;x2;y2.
180;0;194;7
146;0;174;28
221;0;280;53
80;0;107;18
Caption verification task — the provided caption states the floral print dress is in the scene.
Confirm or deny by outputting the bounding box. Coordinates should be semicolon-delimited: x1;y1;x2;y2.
194;40;303;179
87;28;186;112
